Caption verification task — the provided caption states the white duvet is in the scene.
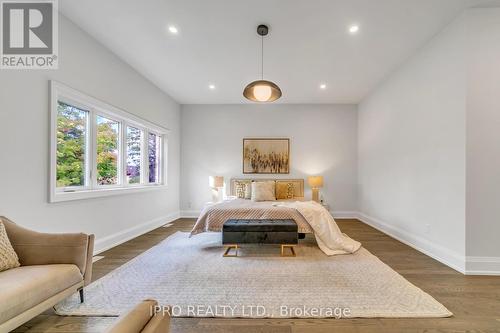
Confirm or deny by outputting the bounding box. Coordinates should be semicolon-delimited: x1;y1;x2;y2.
278;201;361;255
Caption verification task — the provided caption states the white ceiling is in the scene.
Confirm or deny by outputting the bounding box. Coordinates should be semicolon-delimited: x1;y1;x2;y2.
60;0;485;104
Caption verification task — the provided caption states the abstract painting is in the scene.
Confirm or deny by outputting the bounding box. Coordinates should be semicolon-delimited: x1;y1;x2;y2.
243;138;290;174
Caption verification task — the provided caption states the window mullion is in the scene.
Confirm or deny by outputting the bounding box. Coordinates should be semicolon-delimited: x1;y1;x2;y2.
90;109;97;190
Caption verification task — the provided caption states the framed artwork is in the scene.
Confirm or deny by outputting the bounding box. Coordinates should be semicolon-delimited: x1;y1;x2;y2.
243;138;290;174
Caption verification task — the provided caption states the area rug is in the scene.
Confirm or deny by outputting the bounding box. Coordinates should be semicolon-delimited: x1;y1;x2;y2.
55;232;452;318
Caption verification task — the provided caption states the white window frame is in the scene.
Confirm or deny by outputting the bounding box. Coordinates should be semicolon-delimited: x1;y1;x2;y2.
94;111;123;189
50;81;169;203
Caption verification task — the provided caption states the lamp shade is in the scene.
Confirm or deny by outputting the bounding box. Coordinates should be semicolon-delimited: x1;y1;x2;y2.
213;176;224;188
308;176;323;188
243;80;282;102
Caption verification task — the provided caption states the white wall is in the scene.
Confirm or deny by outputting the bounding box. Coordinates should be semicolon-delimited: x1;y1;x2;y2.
0;15;181;253
358;14;467;271
465;8;500;273
180;104;358;216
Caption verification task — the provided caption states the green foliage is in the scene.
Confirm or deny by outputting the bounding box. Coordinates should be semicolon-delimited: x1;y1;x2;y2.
96;119;118;185
56;102;86;187
57;103;119;187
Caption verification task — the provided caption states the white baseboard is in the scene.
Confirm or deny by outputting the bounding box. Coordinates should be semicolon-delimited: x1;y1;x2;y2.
465;256;500;275
331;211;358;219
356;212;466;274
93;211;180;254
180;210;200;218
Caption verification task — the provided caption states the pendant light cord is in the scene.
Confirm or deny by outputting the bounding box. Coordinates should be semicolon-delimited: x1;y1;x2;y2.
261;34;264;80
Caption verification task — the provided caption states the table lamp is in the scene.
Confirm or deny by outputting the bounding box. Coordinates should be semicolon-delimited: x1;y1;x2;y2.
308;176;323;203
212;176;224;202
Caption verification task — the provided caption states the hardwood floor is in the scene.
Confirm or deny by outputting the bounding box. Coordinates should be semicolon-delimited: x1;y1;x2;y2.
14;219;500;333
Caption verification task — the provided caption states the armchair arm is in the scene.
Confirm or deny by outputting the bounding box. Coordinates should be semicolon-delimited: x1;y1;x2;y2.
84;234;94;285
107;300;171;333
0;216;94;285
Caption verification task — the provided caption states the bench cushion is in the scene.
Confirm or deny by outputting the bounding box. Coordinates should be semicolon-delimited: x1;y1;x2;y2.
223;219;298;245
223;219;297;232
0;264;83;323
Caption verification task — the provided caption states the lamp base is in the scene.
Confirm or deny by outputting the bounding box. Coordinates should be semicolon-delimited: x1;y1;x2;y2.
312;188;320;202
212;188;224;203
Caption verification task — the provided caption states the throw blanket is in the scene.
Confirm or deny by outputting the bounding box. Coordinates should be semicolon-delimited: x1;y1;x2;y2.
278;201;361;255
190;199;313;235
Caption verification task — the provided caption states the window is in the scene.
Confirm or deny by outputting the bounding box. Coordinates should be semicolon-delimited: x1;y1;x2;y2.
96;115;120;186
50;81;168;202
56;101;89;188
148;132;161;184
126;126;142;184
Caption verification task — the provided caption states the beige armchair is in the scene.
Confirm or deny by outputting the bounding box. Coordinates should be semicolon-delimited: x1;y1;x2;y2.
0;216;94;332
106;300;171;333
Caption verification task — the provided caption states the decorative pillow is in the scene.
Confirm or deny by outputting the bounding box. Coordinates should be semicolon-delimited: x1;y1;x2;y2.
234;180;252;199
276;182;295;199
0;221;20;272
251;181;276;201
234;182;245;198
244;183;252;199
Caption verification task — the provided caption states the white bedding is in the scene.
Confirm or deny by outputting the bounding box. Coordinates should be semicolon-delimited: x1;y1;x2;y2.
278;201;361;255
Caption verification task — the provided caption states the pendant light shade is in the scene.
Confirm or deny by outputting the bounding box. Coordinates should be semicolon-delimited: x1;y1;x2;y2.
243;24;282;102
243;80;282;102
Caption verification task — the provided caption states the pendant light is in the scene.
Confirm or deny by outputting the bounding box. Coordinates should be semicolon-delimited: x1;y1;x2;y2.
243;24;282;102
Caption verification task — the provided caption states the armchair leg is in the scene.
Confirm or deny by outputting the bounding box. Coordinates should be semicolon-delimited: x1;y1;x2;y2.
79;288;84;303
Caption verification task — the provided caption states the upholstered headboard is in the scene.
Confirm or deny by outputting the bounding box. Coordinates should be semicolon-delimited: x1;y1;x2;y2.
230;178;304;199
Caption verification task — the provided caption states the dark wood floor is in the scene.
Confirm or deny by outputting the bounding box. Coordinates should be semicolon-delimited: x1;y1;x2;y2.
14;218;500;333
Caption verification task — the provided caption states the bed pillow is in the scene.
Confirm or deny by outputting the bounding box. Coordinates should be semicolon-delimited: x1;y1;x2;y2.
234;180;252;199
244;183;252;199
0;221;20;272
251;181;276;201
276;182;295;199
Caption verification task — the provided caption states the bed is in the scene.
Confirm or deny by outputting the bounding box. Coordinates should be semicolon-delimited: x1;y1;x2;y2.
190;178;362;255
190;178;314;235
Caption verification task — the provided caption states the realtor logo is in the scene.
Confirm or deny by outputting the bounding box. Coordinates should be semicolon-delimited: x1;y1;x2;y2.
1;0;58;69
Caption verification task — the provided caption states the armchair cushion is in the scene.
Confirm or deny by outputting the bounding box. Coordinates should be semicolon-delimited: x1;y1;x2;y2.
0;264;83;323
0;221;20;272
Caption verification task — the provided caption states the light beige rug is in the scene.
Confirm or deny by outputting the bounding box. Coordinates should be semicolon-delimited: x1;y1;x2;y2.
55;232;452;318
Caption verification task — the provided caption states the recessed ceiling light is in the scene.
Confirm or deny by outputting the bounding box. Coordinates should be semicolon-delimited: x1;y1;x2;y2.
168;25;178;34
208;84;216;90
349;25;359;34
320;83;327;90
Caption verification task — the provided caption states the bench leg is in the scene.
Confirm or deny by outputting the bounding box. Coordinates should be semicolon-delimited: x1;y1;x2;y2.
281;244;296;257
223;244;238;257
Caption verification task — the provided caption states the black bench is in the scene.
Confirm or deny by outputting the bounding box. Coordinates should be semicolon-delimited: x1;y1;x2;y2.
222;219;298;257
